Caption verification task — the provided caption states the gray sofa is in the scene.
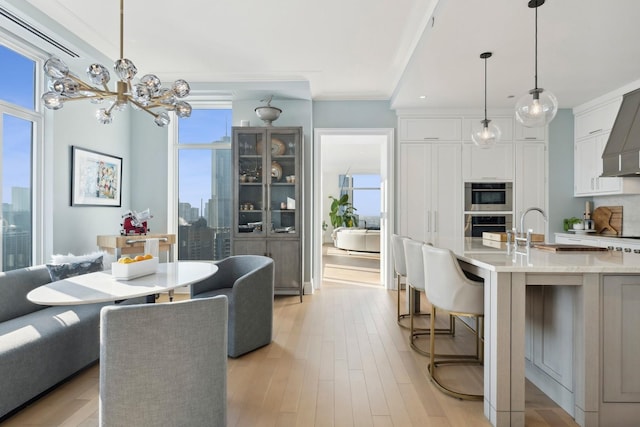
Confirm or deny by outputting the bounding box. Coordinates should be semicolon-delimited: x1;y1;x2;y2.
0;265;112;419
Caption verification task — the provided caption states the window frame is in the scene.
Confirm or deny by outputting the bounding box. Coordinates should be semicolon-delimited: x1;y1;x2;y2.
0;36;47;268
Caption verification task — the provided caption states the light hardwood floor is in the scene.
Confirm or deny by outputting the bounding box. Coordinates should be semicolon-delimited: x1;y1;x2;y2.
1;253;579;427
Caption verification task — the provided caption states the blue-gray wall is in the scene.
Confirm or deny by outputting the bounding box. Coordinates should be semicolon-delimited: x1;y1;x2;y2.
548;108;585;235
312;100;397;128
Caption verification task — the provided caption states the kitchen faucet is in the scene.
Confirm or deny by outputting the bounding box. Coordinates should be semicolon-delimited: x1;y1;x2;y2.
513;207;548;247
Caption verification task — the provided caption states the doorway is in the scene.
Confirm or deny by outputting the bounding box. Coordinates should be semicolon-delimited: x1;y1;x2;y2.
312;128;394;292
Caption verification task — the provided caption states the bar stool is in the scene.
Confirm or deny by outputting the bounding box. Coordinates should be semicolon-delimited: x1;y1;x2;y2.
392;234;411;328
402;238;454;356
422;244;484;400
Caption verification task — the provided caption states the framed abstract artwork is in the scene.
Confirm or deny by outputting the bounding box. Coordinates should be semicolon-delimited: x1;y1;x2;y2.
71;146;122;207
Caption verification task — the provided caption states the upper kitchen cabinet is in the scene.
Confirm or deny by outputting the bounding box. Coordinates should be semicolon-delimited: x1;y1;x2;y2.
461;118;514;181
574;98;621;140
399;117;462;141
574;97;640;196
462;142;514;181
514;121;546;141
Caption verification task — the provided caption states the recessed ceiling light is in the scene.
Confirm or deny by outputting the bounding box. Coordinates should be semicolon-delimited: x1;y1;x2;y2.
419;95;427;99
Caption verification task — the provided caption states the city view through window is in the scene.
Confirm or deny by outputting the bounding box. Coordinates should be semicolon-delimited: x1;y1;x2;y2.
0;44;36;271
339;174;381;229
177;109;233;261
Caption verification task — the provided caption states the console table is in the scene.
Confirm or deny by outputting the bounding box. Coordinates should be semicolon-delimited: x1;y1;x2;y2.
97;233;176;260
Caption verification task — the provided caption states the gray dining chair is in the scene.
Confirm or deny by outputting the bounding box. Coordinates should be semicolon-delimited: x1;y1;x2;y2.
99;295;228;427
191;255;274;357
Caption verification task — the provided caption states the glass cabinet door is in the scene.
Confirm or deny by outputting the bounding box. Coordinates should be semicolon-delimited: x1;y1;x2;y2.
236;130;266;236
267;131;299;237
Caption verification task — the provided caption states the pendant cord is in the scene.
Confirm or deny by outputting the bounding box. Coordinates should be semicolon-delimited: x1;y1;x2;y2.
534;5;538;90
484;56;488;121
119;0;124;59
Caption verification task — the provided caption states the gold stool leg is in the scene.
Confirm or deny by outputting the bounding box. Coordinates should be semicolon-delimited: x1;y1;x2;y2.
427;310;484;401
397;274;411;328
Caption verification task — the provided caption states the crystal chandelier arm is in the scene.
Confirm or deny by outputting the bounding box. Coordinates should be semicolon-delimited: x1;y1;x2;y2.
127;97;161;118
65;74;116;97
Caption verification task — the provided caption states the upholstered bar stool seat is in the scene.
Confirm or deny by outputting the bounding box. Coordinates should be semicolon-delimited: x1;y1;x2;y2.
422;244;484;400
402;238;454;356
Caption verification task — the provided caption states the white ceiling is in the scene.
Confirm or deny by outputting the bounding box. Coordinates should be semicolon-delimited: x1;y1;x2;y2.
15;0;640;110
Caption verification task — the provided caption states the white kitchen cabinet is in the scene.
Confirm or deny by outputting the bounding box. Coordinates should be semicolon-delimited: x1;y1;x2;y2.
462;117;513;141
573;97;640;196
399;142;462;250
514;142;547;236
462;142;514;181
514;121;546;141
574;98;621;140
399;117;462;141
574;132;611;195
572;131;639;196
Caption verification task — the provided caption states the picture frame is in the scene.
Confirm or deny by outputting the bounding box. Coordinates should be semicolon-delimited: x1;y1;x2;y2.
71;146;122;207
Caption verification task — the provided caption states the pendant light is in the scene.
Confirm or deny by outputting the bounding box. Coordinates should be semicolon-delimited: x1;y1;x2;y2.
472;52;501;149
515;0;558;128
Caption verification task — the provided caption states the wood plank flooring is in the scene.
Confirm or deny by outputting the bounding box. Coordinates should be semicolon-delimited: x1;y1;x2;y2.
1;252;579;426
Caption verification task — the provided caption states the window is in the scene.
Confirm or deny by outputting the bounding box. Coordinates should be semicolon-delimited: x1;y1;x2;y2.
339;174;381;229
175;108;233;261
0;43;41;271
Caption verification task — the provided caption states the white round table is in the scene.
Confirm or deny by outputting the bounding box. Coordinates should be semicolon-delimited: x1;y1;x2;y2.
27;261;218;305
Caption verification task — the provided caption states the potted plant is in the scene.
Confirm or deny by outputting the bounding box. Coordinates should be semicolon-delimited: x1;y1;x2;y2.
328;195;358;228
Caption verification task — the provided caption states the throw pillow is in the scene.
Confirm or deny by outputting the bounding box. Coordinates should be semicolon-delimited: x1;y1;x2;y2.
46;252;104;281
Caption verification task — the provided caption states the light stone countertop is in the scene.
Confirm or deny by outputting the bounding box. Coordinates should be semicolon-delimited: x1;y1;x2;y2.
456;237;640;273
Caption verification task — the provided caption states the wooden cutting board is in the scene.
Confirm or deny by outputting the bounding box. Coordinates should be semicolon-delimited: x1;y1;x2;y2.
533;244;608;252
592;206;622;235
483;232;544;242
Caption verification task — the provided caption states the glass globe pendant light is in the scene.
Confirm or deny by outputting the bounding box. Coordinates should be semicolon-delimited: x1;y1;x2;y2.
515;0;558;128
472;52;501;149
41;0;191;127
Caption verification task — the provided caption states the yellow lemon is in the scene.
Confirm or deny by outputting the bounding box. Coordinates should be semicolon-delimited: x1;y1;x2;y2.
134;255;145;262
143;254;153;260
118;257;133;264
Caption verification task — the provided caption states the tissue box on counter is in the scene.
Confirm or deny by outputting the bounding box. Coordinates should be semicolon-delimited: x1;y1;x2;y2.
111;257;159;280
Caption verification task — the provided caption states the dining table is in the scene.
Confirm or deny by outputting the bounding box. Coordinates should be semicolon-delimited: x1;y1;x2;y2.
27;261;218;306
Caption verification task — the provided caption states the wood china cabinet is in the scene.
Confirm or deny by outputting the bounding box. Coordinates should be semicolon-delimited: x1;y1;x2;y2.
231;126;303;301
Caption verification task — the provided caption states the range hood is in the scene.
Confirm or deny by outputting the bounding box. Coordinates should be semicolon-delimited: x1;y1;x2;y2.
602;88;640;177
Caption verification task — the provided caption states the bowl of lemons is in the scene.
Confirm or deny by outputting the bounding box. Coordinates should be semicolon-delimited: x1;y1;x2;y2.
111;254;158;280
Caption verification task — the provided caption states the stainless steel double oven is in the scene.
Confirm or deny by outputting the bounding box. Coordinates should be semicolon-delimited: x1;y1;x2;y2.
464;182;513;238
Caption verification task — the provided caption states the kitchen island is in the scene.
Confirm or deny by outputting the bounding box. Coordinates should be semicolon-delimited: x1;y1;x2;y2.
456;238;640;427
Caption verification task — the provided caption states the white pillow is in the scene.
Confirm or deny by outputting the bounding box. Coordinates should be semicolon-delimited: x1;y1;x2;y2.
50;251;105;264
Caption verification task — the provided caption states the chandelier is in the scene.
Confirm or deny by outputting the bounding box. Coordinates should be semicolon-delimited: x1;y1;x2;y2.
41;0;191;127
